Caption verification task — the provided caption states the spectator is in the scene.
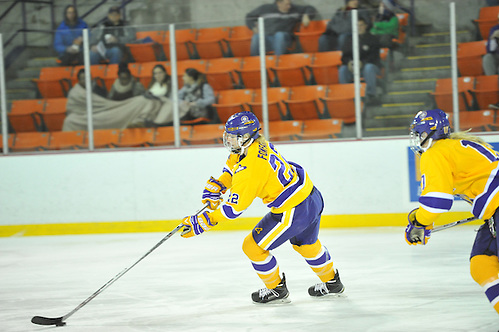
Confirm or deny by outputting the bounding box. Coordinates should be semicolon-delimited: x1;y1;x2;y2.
483;13;499;76
107;64;145;101
178;68;216;122
370;0;399;49
339;17;381;105
318;0;371;52
90;6;136;64
146;64;172;98
246;0;317;56
74;68;107;98
54;5;99;66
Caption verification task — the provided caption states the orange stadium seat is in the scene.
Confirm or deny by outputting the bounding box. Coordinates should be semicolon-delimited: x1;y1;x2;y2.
186;123;225;145
248;87;290;121
470;75;499;110
474;6;499;40
298;118;343;140
41;98;67;131
283;85;327;120
225;25;253;57
321;83;365;124
457;41;487;77
8;99;45;132
212;89;253;123
431;77;475;112
162;28;196;61
295;20;328;53
307;51;342;85
205;58;241;91
83;129;120;149
47;131;86;150
448;110;496;132
152;126;191;146
268;120;303;141
115;128;155;148
127;30;165;62
393;13;409;45
0;133;15;152
235;55;276;89
269;53;312;87
191;27;230;59
34;66;73;98
11;132;50;152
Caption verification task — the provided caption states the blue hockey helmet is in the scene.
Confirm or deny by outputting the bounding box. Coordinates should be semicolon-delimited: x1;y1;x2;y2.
223;111;261;154
409;109;450;155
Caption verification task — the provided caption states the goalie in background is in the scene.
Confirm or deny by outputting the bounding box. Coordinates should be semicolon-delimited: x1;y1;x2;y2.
405;108;499;315
181;111;344;304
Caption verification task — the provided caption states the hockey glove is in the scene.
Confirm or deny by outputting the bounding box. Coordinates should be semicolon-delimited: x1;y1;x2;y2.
201;176;227;210
405;208;433;245
181;211;217;238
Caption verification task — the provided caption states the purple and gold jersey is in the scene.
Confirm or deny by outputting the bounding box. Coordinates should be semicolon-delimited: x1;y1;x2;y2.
209;139;314;224
416;138;499;225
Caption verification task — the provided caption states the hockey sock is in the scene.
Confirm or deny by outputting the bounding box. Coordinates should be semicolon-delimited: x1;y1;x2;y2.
470;254;499;314
243;233;281;289
293;239;335;282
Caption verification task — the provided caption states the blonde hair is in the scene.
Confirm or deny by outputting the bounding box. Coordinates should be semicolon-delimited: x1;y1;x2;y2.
450;130;493;149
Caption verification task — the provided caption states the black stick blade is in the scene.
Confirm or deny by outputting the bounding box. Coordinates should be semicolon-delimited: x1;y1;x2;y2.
31;316;66;326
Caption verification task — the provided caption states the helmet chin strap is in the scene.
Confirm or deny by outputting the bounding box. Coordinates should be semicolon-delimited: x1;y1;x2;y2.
420;130;436;152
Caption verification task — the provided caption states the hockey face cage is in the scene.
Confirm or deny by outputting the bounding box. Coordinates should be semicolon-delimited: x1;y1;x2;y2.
410;109;450;155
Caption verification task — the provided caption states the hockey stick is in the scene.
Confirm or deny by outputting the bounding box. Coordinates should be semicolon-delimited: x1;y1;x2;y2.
31;204;209;327
432;216;478;233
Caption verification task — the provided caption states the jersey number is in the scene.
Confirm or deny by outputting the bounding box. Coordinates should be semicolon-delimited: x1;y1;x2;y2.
268;144;293;187
461;140;499;162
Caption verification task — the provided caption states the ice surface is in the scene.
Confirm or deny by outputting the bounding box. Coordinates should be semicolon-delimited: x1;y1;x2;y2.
1;226;498;331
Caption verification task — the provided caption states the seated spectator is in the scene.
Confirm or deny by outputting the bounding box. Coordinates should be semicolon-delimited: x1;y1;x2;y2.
246;0;317;56
90;6;136;64
318;0;371;52
370;0;399;49
147;64;172;98
74;68;107;97
339;17;381;105
107;64;145;101
63;68;176;131
178;68;215;122
54;5;99;66
483;13;499;76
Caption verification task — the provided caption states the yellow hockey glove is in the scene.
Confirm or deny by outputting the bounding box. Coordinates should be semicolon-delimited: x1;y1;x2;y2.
181;211;217;238
201;176;227;210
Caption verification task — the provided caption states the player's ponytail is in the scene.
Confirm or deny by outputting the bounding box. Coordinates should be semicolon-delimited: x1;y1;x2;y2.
450;130;493;149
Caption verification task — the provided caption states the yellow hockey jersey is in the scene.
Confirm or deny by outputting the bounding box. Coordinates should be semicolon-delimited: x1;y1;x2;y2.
209;139;314;224
416;138;499;225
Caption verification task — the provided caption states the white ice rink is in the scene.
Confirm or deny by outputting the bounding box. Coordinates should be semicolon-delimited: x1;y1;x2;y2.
1;226;498;332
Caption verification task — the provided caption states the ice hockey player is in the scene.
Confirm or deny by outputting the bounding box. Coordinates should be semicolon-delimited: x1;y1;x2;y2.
405;108;499;315
181;111;344;303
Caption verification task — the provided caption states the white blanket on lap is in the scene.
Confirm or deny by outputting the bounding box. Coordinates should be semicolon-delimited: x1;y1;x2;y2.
62;84;178;131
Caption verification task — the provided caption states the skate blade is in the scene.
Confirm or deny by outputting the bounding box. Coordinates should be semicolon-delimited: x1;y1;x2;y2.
252;295;291;305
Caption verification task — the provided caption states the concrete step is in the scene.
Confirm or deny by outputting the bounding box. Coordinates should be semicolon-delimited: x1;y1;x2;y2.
409;30;474;45
400;54;451;69
363;127;408;137
380;90;434;104
17;67;41;79
6;78;36;90
6;89;37;101
410;43;452;56
27;57;59;68
391;66;451;80
387;78;438;92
